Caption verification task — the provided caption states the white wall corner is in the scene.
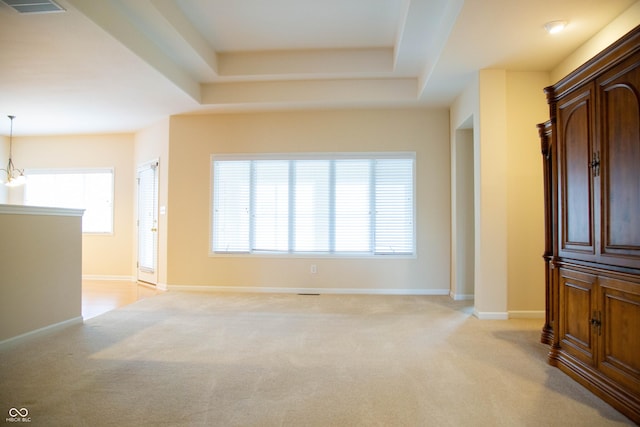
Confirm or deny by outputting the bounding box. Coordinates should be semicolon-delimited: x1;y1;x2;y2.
473;310;509;320
450;291;474;301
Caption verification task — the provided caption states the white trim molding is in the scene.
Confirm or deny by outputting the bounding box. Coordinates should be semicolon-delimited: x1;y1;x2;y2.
166;285;450;296
0;204;84;217
450;291;474;301
473;310;509;320
0;317;83;349
82;275;136;282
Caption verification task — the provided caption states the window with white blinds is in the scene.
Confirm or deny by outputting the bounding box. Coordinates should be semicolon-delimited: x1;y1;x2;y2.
212;153;415;256
24;169;114;233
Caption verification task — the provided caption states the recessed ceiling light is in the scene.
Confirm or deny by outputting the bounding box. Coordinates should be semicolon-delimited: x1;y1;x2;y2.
545;20;568;35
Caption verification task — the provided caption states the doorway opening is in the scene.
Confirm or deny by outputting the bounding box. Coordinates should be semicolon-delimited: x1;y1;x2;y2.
137;159;159;285
452;119;475;300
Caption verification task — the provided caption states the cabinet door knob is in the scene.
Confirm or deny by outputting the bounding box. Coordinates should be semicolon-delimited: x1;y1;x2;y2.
589;151;600;177
591;311;602;336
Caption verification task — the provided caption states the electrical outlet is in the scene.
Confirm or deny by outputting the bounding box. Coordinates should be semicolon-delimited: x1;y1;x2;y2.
310;264;317;274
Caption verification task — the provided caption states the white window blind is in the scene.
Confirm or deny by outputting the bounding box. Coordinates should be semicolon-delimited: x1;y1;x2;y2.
24;169;114;233
335;159;371;252
211;153;415;256
253;160;289;251
212;161;250;252
294;160;330;252
374;159;414;254
137;163;158;271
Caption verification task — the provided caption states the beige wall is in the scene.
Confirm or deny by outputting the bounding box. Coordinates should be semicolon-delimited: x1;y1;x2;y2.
551;2;640;83
0;205;83;342
9;134;135;278
451;70;550;318
476;69;509;318
448;3;639;317
450;70;514;318
2;4;633;315
506;72;551;315
164;109;452;293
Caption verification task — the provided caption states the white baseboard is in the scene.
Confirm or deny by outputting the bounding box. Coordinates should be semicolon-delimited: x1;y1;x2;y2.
473;310;509;320
137;281;160;291
0;316;83;349
157;282;169;291
167;285;451;296
82;275;136;282
508;310;545;319
449;291;474;301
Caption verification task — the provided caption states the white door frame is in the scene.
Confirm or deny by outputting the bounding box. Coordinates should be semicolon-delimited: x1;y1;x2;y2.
136;159;159;285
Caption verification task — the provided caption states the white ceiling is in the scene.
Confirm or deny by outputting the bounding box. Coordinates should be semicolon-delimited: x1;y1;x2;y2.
0;0;636;135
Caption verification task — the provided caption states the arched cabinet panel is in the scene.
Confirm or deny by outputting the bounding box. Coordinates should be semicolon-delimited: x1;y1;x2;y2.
598;56;640;262
557;88;595;257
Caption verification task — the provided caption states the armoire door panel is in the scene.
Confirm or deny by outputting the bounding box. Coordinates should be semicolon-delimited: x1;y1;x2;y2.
559;268;596;366
598;57;640;263
598;277;640;394
557;87;595;258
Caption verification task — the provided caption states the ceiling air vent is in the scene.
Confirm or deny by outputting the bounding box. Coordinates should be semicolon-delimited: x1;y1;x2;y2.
1;0;65;14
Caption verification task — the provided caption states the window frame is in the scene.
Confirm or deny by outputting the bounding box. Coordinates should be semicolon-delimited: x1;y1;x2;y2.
210;152;416;259
24;168;115;235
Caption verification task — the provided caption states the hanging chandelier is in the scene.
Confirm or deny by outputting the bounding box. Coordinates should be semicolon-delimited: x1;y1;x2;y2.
1;115;26;187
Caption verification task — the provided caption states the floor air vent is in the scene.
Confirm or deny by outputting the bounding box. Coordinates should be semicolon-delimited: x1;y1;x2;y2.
1;0;65;14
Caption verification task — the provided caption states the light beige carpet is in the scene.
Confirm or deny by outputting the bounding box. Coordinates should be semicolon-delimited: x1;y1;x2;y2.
0;292;634;426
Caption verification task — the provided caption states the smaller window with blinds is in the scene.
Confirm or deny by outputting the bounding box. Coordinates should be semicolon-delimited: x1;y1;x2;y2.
24;169;114;234
211;153;415;256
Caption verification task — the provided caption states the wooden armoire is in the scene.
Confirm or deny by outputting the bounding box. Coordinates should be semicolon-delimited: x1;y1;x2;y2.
538;25;640;423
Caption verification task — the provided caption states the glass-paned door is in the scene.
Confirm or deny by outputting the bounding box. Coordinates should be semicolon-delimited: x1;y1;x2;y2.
137;160;159;285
